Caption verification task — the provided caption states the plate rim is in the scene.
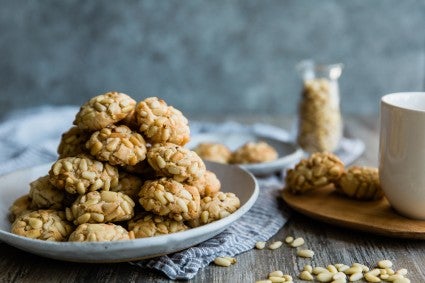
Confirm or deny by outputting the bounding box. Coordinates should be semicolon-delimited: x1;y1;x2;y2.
0;162;259;262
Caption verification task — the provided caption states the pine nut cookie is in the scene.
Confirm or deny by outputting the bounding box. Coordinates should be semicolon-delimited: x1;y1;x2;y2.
135;97;190;146
336;166;383;200
66;191;135;225
110;171;145;201
86;125;147;166
73;91;136;131
187;191;240;228
8;194;33;223
11;210;73;241
285;152;344;194
138;177;201;221
193;143;232;164
57;126;90;158
29;175;64;210
128;212;189;238
230;141;278;164
69;223;134;242
49;155;119;195
189;170;221;198
147;143;206;182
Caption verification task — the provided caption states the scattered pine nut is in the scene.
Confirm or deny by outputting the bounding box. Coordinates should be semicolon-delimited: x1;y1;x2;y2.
327;265;338;273
269;270;284;278
313;267;329;275
303;265;313;273
213;257;233;267
297;249;315;258
364;272;381;282
290;237;305;247
331;279;346;283
268;276;285;283
394;278;411;283
396;268;408;276
299;270;314;281
285;236;294;244
332;272;346;280
255;280;272;283
317;272;334;282
377;259;393;269
255;241;267;250
283;274;293;282
268;241;283;250
349;272;363;281
344;266;362;275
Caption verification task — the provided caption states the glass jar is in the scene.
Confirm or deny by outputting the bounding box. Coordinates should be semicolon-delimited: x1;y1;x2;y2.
295;60;344;153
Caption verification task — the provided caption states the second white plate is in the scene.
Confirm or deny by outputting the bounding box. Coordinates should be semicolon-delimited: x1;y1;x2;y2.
187;132;304;176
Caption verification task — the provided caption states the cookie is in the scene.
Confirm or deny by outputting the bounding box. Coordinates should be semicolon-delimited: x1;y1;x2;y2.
147;143;206;182
8;194;33;223
138;177;201;221
74;91;136;131
135;97;190;145
187;192;240;227
193;142;232;164
11;210;73;241
230;141;278;164
285;152;344;194
57;126;90;158
69;223;134;242
189;170;221;197
86;125;147;166
65;191;135;225
110;171;145;201
336;166;383;200
29;175;64;210
49;155;119;195
128;212;188;238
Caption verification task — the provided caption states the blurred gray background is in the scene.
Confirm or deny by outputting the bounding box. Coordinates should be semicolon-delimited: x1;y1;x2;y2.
0;0;424;121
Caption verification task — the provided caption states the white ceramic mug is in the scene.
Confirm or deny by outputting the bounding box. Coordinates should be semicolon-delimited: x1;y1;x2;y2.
379;92;425;219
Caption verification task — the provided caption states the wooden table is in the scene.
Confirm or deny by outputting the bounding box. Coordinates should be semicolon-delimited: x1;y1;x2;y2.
1;115;425;282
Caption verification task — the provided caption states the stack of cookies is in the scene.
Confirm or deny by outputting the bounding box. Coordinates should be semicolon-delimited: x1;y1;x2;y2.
8;92;241;242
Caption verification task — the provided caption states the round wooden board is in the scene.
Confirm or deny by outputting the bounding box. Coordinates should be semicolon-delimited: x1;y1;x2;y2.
281;186;425;239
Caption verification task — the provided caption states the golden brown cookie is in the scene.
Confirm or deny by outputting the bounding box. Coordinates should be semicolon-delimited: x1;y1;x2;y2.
29;175;64;210
65;191;135;225
336;166;383;200
74;91;136;131
138;177;201;221
230;141;278;164
11;210;73;241
8;194;33;223
187;192;240;228
49;155;119;195
69;223;134;242
189;170;221;197
128;212;189;238
147;143;206;182
57;126;90;158
285;152;344;194
86;125;147;166
110;171;145;201
193;142;232;164
135;97;190;145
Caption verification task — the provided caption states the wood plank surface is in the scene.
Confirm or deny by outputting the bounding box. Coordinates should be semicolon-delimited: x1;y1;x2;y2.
2;115;425;282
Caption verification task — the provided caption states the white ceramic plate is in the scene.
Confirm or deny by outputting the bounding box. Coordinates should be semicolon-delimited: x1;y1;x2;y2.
187;132;304;176
0;162;258;263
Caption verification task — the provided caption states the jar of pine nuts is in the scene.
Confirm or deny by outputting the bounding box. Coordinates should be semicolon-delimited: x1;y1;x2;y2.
295;60;344;153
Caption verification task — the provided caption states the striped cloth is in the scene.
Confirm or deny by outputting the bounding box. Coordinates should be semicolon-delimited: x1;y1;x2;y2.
0;106;364;280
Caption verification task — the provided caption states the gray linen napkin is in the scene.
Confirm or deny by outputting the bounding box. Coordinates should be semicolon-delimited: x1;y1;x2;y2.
0;106;364;280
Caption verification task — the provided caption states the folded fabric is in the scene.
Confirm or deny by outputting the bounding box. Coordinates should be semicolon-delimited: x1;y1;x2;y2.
0;106;365;280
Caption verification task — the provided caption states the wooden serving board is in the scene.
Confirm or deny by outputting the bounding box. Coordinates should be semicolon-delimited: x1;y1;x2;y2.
281;186;425;239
